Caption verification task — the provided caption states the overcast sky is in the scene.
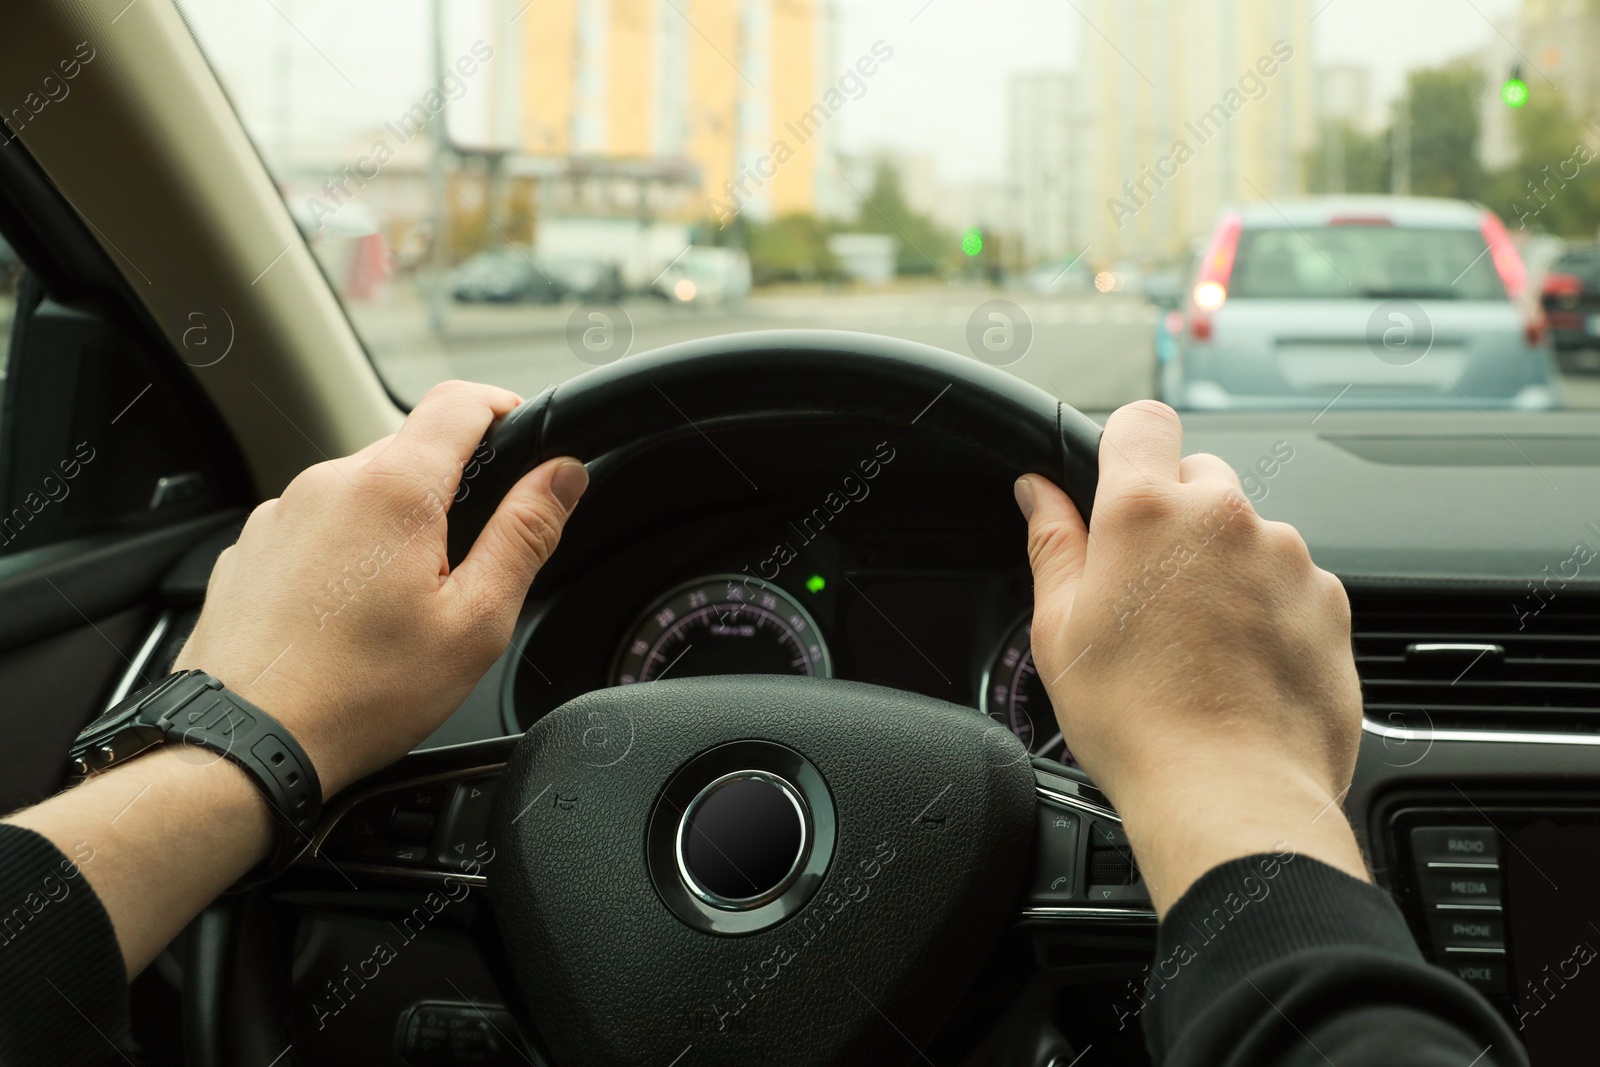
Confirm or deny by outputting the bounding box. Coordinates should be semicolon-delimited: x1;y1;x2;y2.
181;0;1522;182
837;0;1521;180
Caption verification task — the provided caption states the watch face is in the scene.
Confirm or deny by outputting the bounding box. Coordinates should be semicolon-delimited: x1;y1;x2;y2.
71;672;192;756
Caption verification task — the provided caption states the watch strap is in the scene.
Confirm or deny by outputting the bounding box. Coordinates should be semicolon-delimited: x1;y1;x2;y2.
72;670;322;886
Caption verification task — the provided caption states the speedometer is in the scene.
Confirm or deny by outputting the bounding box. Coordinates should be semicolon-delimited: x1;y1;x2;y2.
981;614;1075;767
610;574;831;686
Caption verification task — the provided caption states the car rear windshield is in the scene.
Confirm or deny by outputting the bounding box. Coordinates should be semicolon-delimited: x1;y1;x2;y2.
1229;225;1507;302
1553;249;1600;284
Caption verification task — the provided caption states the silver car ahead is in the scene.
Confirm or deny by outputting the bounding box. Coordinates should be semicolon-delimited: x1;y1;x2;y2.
1161;196;1561;411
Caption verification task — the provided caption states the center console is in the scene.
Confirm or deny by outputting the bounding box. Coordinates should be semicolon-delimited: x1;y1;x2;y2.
1376;791;1600;1065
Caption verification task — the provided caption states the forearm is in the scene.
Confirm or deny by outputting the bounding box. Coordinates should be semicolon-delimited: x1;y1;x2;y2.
3;746;273;976
1142;854;1526;1067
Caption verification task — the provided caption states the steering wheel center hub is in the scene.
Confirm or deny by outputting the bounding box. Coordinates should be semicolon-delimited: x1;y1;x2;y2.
676;771;810;909
647;740;836;935
490;675;1037;1067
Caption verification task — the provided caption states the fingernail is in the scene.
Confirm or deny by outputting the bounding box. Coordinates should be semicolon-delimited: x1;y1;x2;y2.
1013;476;1035;520
551;459;589;513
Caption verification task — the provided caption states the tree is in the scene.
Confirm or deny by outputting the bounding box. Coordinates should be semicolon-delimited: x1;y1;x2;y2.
852;162;954;276
1405;63;1487;200
1302;119;1389;194
1487;87;1600;237
746;213;840;285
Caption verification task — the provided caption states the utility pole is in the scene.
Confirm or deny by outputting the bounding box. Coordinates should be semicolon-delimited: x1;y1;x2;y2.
426;0;450;336
1391;88;1411;196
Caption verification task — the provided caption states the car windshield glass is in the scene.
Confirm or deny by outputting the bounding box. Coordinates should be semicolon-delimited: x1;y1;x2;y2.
175;0;1600;413
1230;226;1507;301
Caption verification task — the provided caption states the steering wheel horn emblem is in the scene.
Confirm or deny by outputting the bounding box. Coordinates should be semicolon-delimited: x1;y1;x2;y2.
645;740;837;936
675;770;811;910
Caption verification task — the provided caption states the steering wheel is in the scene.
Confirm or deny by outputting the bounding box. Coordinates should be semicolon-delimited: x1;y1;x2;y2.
205;331;1132;1067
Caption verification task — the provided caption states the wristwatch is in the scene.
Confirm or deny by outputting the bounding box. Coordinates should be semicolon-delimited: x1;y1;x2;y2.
69;669;323;886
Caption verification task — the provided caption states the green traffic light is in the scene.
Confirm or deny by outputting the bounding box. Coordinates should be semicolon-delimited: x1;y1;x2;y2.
1502;78;1528;108
805;574;826;594
961;228;983;256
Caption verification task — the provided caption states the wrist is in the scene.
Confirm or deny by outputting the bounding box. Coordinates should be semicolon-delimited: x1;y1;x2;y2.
1107;756;1368;915
178;660;349;801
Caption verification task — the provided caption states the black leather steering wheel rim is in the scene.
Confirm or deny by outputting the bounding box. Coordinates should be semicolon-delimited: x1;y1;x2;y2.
446;329;1104;565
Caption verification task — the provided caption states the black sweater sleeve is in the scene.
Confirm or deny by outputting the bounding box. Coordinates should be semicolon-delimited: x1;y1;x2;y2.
1140;852;1526;1067
0;823;130;1066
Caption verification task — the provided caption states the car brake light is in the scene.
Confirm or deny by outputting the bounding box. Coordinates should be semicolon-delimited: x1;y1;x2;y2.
1526;308;1548;347
1542;272;1583;298
1478;212;1527;300
1189;213;1241;341
1326;215;1393;226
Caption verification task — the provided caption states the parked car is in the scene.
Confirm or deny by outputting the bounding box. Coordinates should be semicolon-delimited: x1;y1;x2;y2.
1540;243;1600;372
652;246;753;306
540;255;627;302
450;247;562;304
1160;196;1560;410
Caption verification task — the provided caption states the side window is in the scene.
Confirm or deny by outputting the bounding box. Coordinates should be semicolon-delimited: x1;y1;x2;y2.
0;232;19;427
0;227;242;556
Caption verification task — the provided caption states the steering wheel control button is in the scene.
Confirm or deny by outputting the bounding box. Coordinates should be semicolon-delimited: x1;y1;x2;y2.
400;784;449;813
389;809;437;846
320;778;504;872
397;1000;523;1065
677;772;809;909
434;775;501;869
1030;801;1082;902
1411;826;1498;864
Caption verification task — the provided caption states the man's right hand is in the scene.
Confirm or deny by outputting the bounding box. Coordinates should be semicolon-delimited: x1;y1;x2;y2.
1014;400;1367;914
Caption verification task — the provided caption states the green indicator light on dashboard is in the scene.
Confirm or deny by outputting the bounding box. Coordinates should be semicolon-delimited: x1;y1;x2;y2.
805;574;826;594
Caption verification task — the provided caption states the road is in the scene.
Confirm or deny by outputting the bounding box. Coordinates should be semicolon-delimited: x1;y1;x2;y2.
351;283;1161;413
349;281;1600;412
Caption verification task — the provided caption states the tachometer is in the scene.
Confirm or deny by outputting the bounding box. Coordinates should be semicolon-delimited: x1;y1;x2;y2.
610;575;831;686
981;614;1075;767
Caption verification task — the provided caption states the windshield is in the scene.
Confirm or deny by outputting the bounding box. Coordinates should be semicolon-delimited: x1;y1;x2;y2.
177;0;1599;413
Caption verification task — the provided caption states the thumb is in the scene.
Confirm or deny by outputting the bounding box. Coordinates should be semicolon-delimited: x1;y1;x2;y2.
1016;474;1088;618
447;457;589;614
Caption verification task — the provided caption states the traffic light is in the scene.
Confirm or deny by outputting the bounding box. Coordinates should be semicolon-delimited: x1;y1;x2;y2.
961;227;984;256
1502;65;1528;108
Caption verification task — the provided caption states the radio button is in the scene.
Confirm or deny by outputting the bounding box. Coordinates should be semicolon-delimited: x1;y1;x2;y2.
1411;826;1498;864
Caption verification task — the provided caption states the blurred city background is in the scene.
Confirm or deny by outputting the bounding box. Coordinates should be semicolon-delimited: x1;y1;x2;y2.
168;0;1600;410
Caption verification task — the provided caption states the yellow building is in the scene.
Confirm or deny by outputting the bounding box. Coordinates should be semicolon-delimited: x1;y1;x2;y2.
1521;0;1600;123
517;0;838;222
1076;0;1316;265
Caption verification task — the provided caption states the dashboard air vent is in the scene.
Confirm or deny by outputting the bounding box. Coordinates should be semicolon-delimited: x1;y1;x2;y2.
1351;591;1600;735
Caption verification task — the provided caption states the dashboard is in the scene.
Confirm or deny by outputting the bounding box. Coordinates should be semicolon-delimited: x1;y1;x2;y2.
123;407;1600;1065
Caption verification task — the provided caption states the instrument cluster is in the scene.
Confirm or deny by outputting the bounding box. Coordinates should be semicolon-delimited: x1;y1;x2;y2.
599;570;1075;767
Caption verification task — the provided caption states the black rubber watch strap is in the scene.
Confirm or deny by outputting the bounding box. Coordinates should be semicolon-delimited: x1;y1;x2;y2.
70;670;322;886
